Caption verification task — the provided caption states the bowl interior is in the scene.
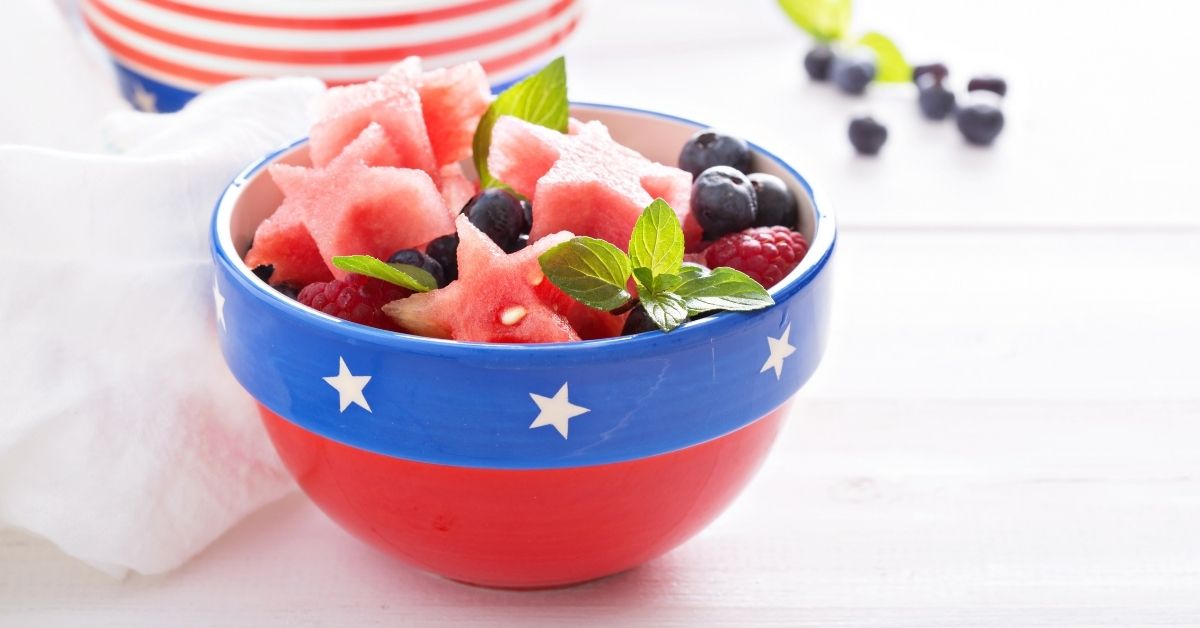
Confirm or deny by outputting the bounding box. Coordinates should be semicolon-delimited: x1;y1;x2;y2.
227;104;819;264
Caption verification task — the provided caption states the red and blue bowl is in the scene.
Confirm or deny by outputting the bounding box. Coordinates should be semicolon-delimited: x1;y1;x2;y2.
211;104;836;588
83;0;583;112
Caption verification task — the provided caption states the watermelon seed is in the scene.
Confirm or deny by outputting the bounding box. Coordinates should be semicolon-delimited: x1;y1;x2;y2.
500;305;528;326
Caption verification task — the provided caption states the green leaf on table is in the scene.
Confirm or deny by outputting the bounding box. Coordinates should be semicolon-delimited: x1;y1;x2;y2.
537;236;632;312
627;198;685;278
640;291;690;332
472;57;569;190
777;0;853;42
674;267;774;315
331;255;437;292
858;32;911;83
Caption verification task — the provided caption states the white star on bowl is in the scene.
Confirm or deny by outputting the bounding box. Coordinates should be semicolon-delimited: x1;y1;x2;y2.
529;383;589;439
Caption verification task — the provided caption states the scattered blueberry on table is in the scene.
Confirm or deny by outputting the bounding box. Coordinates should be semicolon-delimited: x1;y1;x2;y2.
848;116;888;155
967;75;1008;97
803;44;835;81
916;75;956;120
956;101;1006;146
830;51;877;95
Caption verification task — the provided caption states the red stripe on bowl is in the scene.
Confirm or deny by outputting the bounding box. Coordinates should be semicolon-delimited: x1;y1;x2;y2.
91;0;573;65
136;0;523;30
88;8;579;91
327;15;581;85
85;12;236;85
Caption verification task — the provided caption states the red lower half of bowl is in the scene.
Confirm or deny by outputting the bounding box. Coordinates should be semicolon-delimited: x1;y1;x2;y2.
259;401;790;588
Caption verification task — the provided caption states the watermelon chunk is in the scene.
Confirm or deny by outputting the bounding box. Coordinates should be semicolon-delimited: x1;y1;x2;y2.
488;116;701;250
269;156;453;280
383;216;579;343
243;206;330;287
439;162;477;218
246;123;402;286
309;66;439;182
487;116;566;198
413;61;490;166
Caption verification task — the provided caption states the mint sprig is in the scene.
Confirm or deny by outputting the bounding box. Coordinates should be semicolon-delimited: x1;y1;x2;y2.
331;255;437;292
472;57;568;190
858;32;910;83
537;236;631;312
537;199;775;333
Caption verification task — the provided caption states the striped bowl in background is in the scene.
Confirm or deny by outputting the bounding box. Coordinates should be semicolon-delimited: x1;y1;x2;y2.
82;0;583;112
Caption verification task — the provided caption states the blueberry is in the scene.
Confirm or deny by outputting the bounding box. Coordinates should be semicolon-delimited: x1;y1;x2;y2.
956;102;1005;145
748;173;798;228
251;264;274;283
387;248;446;288
831;53;876;95
912;62;949;84
967;75;1007;97
678;130;753;179
690;166;757;239
621;304;668;335
803;45;834;81
520;200;533;233
425;234;459;283
917;75;956;120
505;233;529;253
275;283;301;300
462;188;525;250
848;116;888;155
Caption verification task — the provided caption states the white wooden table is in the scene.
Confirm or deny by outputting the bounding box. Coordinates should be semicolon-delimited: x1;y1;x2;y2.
4;1;1200;625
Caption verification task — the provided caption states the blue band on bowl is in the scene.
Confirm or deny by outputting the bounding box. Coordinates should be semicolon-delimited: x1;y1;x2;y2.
112;62;199;113
211;105;836;470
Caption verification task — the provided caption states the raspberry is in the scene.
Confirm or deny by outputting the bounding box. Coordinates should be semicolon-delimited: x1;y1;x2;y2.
704;226;810;288
297;274;411;331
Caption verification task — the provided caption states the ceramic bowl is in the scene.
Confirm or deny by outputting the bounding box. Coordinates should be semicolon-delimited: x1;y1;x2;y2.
210;103;836;588
82;0;581;112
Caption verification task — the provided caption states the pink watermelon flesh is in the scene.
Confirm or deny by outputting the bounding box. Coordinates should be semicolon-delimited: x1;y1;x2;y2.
384;216;579;343
489;116;700;250
270;158;453;280
413;61;490;166
486;115;565;198
245;123;406;285
308;71;439;183
243;204;331;287
439;162;477;218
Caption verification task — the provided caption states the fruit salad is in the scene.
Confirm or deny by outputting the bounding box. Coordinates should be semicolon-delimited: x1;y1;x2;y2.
244;57;811;343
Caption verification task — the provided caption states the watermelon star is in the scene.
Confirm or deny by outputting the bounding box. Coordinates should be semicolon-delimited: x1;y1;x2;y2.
487;116;703;251
264;125;455;282
382;215;581;343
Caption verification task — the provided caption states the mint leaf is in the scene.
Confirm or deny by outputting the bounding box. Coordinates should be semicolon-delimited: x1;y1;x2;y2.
331;255;437;292
472;57;568;189
640;291;689;332
777;0;853;42
538;236;632;311
652;272;683;294
627;198;685;278
675;267;774;314
858;32;910;83
631;266;655;295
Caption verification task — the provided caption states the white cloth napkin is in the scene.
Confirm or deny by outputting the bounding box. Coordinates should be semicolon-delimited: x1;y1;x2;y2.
0;1;325;577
